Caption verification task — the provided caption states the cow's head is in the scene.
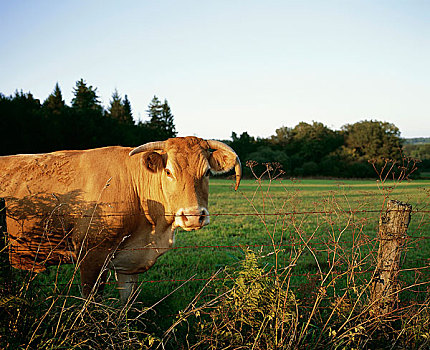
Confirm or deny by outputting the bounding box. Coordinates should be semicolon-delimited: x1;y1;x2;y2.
129;137;241;231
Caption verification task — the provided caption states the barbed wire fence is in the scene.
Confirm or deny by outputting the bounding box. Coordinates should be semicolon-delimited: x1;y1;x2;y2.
1;181;430;348
1;202;429;302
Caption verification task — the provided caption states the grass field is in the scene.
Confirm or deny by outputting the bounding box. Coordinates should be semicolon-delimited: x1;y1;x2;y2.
2;174;430;348
141;177;430;319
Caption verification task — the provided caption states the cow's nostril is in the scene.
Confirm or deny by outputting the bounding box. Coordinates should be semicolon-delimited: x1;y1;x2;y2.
199;210;206;225
175;208;209;229
181;212;188;223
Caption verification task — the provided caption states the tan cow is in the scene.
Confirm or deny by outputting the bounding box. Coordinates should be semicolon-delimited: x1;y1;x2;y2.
0;136;241;301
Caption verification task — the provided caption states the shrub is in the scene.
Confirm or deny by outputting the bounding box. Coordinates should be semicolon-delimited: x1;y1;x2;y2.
191;250;298;349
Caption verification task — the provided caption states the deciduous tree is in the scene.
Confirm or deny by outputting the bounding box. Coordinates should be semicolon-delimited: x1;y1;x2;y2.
341;120;402;161
271;122;343;164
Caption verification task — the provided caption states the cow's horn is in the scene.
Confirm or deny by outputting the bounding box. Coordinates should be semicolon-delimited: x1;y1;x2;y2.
207;140;242;191
129;141;166;156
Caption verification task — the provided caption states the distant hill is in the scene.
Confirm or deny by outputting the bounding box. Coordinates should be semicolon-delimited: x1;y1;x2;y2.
403;137;430;145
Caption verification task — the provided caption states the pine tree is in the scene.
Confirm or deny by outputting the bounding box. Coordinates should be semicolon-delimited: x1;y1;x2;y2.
71;79;103;113
43;82;65;115
106;90;134;125
161;99;177;137
146;95;164;136
107;89;123;120
123;94;133;124
146;96;177;139
147;95;163;123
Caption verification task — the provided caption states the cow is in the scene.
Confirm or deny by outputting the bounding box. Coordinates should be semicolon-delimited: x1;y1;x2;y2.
0;136;241;302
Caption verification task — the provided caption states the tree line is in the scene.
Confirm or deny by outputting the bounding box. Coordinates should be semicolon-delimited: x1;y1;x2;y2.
403;143;430;176
1;80;428;178
228;120;414;178
0;79;176;156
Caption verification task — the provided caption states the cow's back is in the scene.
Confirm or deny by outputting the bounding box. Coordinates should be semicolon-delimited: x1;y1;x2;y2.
0;147;139;272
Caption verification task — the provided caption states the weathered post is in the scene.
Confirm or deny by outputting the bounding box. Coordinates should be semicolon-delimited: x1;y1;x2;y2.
0;198;8;267
371;199;412;316
1;197;12;295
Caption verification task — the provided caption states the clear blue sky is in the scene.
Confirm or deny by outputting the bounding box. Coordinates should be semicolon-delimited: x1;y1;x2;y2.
1;0;429;140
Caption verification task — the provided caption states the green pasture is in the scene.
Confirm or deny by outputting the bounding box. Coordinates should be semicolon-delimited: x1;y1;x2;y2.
147;178;427;329
8;177;430;346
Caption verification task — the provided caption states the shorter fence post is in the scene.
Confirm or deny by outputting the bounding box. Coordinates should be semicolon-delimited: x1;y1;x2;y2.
371;199;412;316
0;198;8;267
1;197;13;296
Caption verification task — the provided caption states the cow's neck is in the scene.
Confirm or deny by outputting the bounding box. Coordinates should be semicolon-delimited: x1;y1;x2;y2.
135;167;174;227
110;216;176;275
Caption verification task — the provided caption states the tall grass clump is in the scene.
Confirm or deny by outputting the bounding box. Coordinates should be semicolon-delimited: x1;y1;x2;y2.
188;249;298;349
0;264;159;349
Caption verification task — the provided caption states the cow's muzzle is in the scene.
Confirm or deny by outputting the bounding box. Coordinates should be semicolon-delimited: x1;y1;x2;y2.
174;207;210;231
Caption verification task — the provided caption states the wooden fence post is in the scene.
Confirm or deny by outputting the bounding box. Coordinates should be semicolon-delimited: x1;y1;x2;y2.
371;199;412;316
1;197;13;295
0;198;8;267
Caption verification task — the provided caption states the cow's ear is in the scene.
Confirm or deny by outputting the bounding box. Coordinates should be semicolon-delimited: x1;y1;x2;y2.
208;150;237;174
142;152;164;172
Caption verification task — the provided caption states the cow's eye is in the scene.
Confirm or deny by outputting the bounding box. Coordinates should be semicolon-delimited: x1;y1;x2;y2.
165;169;173;177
